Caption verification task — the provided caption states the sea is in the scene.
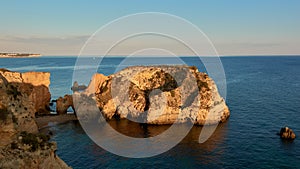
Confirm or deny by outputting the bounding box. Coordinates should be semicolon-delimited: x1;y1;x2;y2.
0;56;299;168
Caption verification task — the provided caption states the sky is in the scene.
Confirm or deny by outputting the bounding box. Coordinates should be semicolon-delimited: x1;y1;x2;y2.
0;0;299;56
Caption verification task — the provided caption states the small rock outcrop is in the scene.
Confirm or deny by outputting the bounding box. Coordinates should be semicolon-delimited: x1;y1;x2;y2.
0;69;70;169
71;81;87;92
75;66;230;125
280;127;296;140
56;95;75;115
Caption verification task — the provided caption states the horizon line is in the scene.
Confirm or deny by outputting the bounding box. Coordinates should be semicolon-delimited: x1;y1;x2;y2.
39;54;300;57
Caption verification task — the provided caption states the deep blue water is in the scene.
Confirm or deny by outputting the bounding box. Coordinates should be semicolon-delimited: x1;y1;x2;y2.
0;56;299;168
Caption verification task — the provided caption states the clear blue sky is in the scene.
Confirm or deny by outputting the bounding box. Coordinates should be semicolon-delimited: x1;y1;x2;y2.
0;0;299;56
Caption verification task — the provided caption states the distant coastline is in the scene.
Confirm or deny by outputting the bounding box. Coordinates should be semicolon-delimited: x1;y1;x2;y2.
0;53;41;58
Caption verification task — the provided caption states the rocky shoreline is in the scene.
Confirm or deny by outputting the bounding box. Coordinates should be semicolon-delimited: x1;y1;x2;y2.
0;69;71;169
35;114;77;129
0;65;231;168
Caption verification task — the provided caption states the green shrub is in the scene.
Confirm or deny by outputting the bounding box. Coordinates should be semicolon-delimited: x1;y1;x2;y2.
20;131;51;152
21;132;39;151
38;133;50;142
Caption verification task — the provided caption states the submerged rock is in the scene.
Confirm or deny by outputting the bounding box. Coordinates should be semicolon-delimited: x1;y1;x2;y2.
76;66;230;125
280;127;296;140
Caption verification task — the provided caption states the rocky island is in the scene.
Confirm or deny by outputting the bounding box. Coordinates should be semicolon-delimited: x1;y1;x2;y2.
74;66;230;125
0;69;70;169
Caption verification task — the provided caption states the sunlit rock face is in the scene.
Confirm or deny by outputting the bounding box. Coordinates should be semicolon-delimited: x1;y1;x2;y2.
78;66;230;125
56;95;75;115
280;127;296;140
0;69;47;145
0;69;51;116
0;69;70;169
0;69;52;146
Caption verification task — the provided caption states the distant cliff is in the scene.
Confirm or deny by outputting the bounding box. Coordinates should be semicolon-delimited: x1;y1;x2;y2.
0;53;41;58
75;66;230;125
0;69;70;169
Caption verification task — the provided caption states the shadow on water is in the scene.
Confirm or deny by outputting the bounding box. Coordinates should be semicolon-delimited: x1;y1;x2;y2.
88;119;229;168
279;138;296;151
40;120;85;135
163;122;229;167
107;119;171;138
96;118;229;167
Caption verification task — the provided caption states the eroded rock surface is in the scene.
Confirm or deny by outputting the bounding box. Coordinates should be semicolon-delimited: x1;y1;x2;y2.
0;69;51;116
56;95;75;115
0;132;70;169
280;127;296;140
0;69;70;169
75;66;230;125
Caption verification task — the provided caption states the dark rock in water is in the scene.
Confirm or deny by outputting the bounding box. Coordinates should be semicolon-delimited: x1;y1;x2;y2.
56;95;75;115
48;131;53;136
280;127;296;140
71;81;87;92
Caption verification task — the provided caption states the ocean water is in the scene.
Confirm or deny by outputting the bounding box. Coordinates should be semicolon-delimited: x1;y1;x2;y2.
0;56;299;168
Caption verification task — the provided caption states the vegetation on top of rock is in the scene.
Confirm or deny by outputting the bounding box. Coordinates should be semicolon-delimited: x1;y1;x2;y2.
19;131;51;152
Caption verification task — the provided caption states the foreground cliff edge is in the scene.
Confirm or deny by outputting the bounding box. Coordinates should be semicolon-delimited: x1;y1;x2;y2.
0;69;71;169
74;66;230;125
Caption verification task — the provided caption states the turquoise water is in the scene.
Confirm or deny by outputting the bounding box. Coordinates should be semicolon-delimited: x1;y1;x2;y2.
1;56;299;168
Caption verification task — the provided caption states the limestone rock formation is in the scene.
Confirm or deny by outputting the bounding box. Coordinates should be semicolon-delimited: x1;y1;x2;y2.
76;66;230;125
0;132;70;169
280;127;296;140
85;74;108;94
0;71;38;146
0;69;51;115
0;69;70;169
56;95;75;115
